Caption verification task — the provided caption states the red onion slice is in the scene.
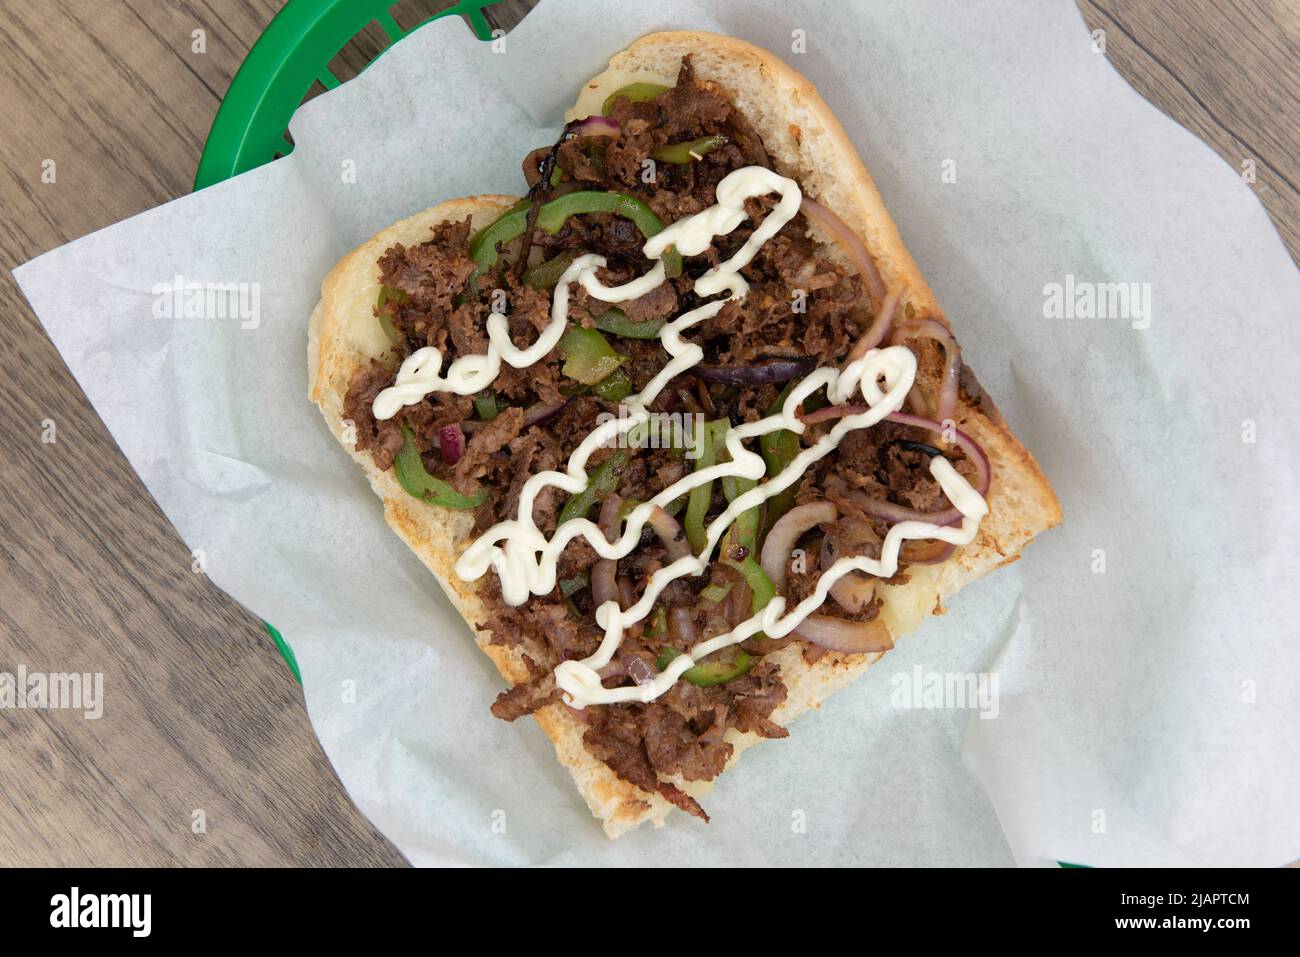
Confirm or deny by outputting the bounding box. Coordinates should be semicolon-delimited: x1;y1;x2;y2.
794;614;893;654
668;606;696;644
845;282;907;363
759;500;898;653
887;412;991;498
617;575;636;610
599;650;654;685
647;506;691;560
891;318;961;424
592;493;622;609
522;396;571;429
837;487;961;527
597;657;627;680
820;534;876;613
439;424;464;465
799;197;887;309
900;539;957;565
695;358;816;386
573;115;620;138
626;655;656;686
761;501;838;590
727;576;753;627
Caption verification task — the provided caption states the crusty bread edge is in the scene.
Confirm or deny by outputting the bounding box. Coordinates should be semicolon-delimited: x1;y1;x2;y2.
308;32;1062;839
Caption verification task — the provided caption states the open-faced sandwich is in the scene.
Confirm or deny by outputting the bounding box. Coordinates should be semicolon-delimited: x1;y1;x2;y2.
309;31;1061;837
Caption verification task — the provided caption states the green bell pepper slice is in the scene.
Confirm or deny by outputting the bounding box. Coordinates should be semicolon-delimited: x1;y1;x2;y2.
473;392;499;421
656;646;754;687
601;82;670;116
716;425;762;551
644;606;669;640
375;285;408;347
651;134;728;165
723;535;777;610
716;441;777;634
560;326;626;385
469;191;682;286
595;308;666;340
684;419;730;554
523;250;578;290
718;524;778;640
557;450;630;525
700;580;734;605
559;569;590;597
760;384;802;535
394;426;487;509
592;367;633;402
720;471;760;550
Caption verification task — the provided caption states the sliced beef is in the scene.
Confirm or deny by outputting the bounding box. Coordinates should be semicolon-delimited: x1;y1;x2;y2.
582;704;710;821
642;684;733;782
491;674;559;721
502;428;565;531
341;359;405;471
377;218;477;349
831;418;965;514
599;281;678;325
729;661;791;739
455;406;523;480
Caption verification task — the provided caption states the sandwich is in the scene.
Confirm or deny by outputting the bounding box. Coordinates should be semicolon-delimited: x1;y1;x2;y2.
308;30;1061;837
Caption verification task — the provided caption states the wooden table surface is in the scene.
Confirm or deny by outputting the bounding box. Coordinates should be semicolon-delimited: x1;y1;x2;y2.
0;0;1295;867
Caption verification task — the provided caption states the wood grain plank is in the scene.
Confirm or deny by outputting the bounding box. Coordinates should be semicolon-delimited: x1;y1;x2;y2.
1081;0;1300;260
0;0;405;867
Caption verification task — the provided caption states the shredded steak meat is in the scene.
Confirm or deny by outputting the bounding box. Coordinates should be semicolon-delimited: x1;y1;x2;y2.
491;674;559;722
341;56;966;814
342;359;406;471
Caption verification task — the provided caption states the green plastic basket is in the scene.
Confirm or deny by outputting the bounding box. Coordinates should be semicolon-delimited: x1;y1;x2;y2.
196;0;500;189
196;0;501;679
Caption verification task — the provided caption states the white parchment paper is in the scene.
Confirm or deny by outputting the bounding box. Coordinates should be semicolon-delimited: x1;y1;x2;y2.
14;0;1300;866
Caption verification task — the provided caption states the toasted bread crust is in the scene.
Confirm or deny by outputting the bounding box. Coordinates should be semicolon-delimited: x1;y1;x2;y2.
309;32;1061;838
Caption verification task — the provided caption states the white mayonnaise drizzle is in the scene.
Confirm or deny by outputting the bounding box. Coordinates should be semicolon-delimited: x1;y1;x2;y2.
382;165;988;708
372;253;661;418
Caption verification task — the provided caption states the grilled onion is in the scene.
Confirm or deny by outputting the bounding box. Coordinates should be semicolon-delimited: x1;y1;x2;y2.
647;506;691;560
797;410;991;526
438;424;464;465
846;282;907;363
592;494;622;609
758;501;888;650
760;502;838;589
820;531;876;613
891;318;961;423
799;196;887;308
668;605;696;643
695;358;816;386
900;539;957;565
572;115;620;138
796;614;893;654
